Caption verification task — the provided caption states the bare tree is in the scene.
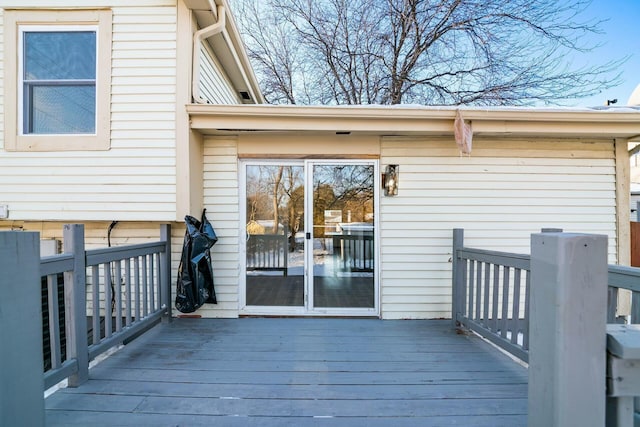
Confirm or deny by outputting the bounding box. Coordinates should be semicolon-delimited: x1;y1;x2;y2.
232;0;623;106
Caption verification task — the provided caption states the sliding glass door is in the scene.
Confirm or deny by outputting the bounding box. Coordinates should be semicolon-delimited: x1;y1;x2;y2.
241;160;377;315
244;163;305;307
309;162;375;309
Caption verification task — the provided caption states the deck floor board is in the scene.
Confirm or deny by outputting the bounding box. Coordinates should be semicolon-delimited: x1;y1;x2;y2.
45;318;527;426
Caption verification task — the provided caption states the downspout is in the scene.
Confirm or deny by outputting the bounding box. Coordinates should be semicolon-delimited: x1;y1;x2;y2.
192;1;225;104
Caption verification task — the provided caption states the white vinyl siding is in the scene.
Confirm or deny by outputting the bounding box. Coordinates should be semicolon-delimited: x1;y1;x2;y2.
0;6;177;221
380;137;617;319
200;136;240;318
199;43;239;104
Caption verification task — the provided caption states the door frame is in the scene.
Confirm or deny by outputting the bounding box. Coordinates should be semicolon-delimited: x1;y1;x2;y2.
238;159;380;317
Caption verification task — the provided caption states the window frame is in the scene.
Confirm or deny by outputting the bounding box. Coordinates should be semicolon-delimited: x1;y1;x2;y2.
4;9;112;151
19;25;98;136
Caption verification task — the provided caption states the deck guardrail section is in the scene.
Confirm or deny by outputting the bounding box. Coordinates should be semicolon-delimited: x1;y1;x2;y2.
246;234;288;275
608;265;640;324
41;224;171;389
452;229;530;362
453;228;640;365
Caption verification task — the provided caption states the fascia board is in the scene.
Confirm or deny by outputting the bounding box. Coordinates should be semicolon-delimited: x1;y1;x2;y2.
187;104;640;138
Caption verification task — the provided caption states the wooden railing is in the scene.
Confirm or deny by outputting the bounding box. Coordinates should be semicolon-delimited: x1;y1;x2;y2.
452;228;640;364
246;233;288;275
41;224;171;389
452;229;530;362
332;234;374;273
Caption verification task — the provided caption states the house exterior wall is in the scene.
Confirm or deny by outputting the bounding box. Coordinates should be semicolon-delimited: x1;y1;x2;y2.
380;136;617;319
197;134;617;319
0;4;178;221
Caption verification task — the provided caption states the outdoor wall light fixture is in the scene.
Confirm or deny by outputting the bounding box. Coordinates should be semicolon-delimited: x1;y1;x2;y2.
383;164;399;196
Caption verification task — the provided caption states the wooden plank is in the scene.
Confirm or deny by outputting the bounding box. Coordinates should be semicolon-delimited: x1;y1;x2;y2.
88;367;527;385
458;248;530;270
52;380;526;401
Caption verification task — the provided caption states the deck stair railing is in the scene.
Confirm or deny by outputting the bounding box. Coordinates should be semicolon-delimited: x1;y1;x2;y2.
40;224;172;389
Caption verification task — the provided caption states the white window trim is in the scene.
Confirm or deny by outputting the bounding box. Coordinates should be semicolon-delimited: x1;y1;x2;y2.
4;9;112;151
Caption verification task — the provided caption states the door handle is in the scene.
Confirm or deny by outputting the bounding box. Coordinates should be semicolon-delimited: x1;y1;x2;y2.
306;232;311;240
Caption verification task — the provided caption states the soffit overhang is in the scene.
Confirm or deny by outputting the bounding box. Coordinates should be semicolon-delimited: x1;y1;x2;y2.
187;104;640;139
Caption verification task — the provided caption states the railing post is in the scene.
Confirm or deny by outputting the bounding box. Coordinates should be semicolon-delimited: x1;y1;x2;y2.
64;224;89;387
452;228;464;328
160;223;172;323
0;231;44;427
528;231;608;427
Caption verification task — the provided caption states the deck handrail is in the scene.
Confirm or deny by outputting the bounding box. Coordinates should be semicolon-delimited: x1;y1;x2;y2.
452;228;640;364
41;224;171;390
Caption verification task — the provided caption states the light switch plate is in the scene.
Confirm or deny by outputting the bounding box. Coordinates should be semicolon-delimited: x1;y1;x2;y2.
0;205;8;219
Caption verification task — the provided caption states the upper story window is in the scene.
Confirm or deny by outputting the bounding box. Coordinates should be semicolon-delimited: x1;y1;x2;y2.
4;10;112;151
21;27;97;135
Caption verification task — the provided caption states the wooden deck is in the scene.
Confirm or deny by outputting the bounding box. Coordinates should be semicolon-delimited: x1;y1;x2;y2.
45;318;527;426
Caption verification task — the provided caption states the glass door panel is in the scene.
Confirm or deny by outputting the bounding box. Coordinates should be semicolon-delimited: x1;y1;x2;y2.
245;164;305;307
311;163;375;309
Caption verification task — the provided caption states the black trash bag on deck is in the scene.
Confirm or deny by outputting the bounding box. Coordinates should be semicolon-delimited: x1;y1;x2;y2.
175;209;218;313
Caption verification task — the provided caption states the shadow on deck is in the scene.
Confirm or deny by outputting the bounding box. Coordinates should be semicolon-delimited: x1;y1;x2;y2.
45;318;527;426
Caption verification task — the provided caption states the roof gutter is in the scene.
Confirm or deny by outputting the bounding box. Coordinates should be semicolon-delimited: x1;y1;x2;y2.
192;1;225;104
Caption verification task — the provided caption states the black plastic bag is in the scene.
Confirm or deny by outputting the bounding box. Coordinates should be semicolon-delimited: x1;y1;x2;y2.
175;209;218;313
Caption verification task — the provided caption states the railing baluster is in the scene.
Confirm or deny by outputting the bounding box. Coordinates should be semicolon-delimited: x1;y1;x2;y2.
104;262;112;339
491;264;500;333
155;252;162;312
47;274;61;369
511;268;522;345
475;261;482;322
149;253;155;312
483;262;490;326
115;260;122;332
501;267;510;339
142;255;149;316
92;265;100;345
607;287;618;323
125;258;132;326
468;260;475;321
134;257;141;321
460;257;468;319
523;270;530;351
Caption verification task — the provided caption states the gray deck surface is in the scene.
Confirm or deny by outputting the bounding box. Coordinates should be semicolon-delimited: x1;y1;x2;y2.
45;318;527;426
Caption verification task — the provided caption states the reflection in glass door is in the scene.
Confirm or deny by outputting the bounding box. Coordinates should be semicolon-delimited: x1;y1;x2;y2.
244;164;305;307
310;163;375;309
243;160;377;314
